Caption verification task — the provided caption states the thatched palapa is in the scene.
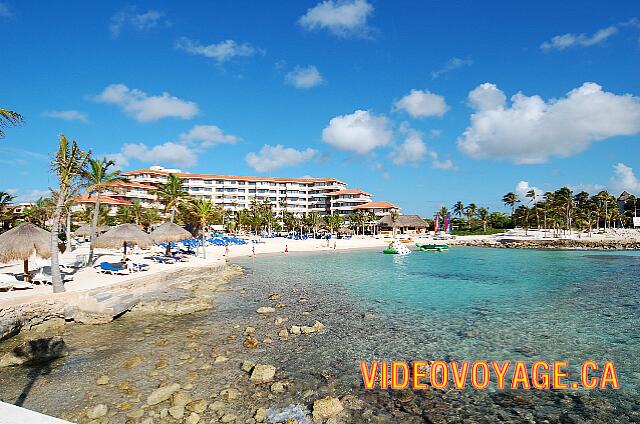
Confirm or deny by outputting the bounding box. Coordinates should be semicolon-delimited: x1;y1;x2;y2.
73;223;110;237
92;224;153;251
150;222;192;243
0;222;55;280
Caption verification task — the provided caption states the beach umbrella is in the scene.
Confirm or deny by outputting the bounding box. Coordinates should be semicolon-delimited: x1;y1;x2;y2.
0;222;54;281
150;222;192;256
73;223;110;237
92;223;154;259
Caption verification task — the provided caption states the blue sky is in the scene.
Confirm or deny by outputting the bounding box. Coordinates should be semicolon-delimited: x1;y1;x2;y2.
1;0;640;215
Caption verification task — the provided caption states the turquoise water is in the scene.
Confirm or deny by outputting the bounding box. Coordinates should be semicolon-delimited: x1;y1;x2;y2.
233;246;640;420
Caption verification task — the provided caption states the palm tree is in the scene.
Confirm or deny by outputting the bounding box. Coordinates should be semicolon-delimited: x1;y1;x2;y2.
324;214;343;235
477;207;489;232
155;174;189;223
0;108;24;138
141;207;161;230
83;158;123;264
50;135;90;292
502;192;519;216
453;201;465;218
464;203;477;228
555;187;574;234
130;200;144;225
116;206;134;224
306;211;321;238
0;191;16;231
189;199;216;259
389;209;400;236
526;189;540;230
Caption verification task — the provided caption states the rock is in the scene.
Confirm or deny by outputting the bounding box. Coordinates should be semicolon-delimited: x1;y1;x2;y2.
168;405;185;419
183;383;194;390
220;388;239;400
299;298;307;304
186;399;207;413
241;360;255;373
250;364;276;383
313;397;344;421
122;355;144;369
341;395;364;410
221;413;238;423
254;408;267;423
290;326;301;335
0;336;68;367
312;321;326;331
155;359;167;369
215;355;229;363
256;307;275;314
274;317;288;325
95;375;110;385
126;409;144;419
263;338;273;344
86;404;108;419
147;383;181;405
270;381;286;394
244;326;256;336
275;303;286;308
278;329;289;339
209;400;225;412
268;293;281;300
300;326;316;334
171;392;191;407
179;353;190;360
185;412;200;424
243;337;259;349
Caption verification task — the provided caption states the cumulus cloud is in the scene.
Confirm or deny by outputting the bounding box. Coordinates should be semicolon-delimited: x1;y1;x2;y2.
110;6;170;38
245;145;317;172
431;57;473;79
389;126;457;170
0;2;13;18
175;37;262;63
298;0;373;37
393;89;448;118
179;125;239;147
458;82;640;164
94;84;198;123
11;189;51;203
322;110;391;154
516;181;543;203
285;65;324;89
42;110;88;123
113;142;198;168
610;163;640;194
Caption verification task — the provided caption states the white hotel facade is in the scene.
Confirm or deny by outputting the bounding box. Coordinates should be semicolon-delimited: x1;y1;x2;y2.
97;165;399;218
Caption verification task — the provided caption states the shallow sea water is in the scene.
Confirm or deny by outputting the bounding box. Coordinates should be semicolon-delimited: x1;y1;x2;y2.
0;247;638;423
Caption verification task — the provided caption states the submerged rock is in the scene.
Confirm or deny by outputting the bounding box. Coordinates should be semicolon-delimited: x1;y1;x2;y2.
243;336;259;349
0;336;68;367
86;404;108;419
147;383;181;405
256;307;275;314
241;360;256;373
95;375;110;385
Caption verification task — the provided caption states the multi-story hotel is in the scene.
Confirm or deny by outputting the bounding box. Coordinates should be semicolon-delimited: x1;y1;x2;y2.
91;165;399;218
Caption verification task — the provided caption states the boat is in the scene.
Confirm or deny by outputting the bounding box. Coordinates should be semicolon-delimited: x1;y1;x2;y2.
416;243;449;252
384;241;411;255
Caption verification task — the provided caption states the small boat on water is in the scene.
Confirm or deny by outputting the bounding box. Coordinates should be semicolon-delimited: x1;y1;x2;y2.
416;243;449;252
384;241;412;255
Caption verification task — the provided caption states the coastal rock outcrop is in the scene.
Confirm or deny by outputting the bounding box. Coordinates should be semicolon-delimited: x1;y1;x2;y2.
312;397;344;421
250;364;276;383
147;383;181;405
0;336;68;367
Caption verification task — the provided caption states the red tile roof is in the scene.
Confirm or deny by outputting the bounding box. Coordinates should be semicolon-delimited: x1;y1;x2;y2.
121;169;346;185
76;195;132;206
353;201;399;210
328;189;372;196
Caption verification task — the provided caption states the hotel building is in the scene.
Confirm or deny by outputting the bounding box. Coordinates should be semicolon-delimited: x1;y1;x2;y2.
93;165;399;218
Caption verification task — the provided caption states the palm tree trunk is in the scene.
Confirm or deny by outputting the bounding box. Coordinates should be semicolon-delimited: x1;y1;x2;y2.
65;209;73;253
170;207;176;223
88;194;101;264
201;226;207;259
50;196;65;293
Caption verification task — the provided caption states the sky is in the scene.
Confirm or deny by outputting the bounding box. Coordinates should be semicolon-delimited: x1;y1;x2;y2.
1;0;640;215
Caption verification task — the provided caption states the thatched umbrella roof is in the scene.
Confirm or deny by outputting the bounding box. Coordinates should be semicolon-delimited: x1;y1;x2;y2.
150;222;192;243
73;223;110;237
0;223;53;263
92;224;154;249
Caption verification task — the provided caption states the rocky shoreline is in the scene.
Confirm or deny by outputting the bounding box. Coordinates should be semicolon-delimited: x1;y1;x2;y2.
452;237;640;250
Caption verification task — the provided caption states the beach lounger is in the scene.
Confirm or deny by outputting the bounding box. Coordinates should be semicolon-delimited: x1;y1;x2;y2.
96;262;130;275
0;274;33;291
148;256;176;264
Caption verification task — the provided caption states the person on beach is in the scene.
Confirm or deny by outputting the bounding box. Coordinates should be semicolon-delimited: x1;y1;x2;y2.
225;245;230;257
326;238;330;248
333;241;337;250
252;246;256;257
284;245;289;254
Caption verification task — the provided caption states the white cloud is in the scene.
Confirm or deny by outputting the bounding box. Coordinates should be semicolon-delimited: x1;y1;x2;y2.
541;25;618;51
458;82;640;164
175;37;261;63
570;183;607;195
179;125;239;148
115;142;198;168
94;84;198;123
0;2;12;18
432;159;456;170
42;110;88;123
285;65;324;89
13;189;51;203
245;145;317;172
516;181;543;203
431;57;473;79
610;163;640;194
298;0;373;37
110;6;170;38
322;110;392;154
389;128;427;165
393;89;448;118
